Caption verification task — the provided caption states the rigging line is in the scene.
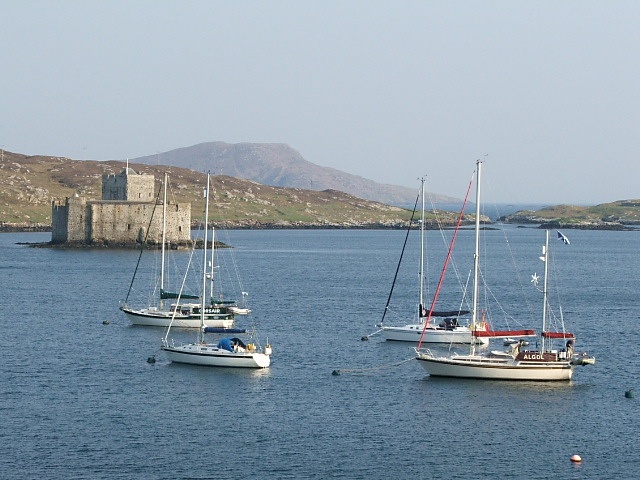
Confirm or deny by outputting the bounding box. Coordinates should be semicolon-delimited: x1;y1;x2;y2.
478;268;527;328
163;237;198;343
493;215;537;321
417;173;474;350
378;189;421;325
163;179;187;294
425;190;467;308
548;249;567;332
458;269;473;318
123;184;163;304
474;164;536;326
332;357;415;375
218;227;246;303
207;179;248;304
424;187;453;304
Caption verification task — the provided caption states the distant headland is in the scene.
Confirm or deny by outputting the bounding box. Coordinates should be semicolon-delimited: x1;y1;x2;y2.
500;201;640;231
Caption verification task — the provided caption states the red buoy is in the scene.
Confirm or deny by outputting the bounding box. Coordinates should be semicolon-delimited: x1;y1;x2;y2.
570;454;582;463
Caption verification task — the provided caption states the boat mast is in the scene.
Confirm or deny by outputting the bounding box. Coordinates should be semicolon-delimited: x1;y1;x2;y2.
471;160;482;334
160;173;168;300
209;177;215;306
541;229;550;352
210;222;216;306
419;176;426;321
201;173;210;334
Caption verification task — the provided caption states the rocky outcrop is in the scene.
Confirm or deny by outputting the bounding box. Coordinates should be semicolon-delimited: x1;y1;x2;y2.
501;209;636;231
0;222;50;232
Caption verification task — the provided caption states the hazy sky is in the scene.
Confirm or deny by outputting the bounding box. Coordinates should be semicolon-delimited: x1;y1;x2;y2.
2;1;638;204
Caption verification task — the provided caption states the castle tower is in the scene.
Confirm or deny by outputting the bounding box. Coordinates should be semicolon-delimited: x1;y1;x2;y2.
51;193;89;244
102;168;155;201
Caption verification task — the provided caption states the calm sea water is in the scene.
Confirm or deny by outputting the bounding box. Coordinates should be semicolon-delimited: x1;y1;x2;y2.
1;228;639;479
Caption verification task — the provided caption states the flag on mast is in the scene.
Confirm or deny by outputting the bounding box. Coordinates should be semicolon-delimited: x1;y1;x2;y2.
557;231;570;245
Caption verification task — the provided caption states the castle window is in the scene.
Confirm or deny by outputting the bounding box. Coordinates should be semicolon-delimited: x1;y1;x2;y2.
127;224;131;230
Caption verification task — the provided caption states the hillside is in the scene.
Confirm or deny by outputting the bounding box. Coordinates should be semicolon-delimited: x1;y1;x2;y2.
132;142;459;206
0;150;469;230
501;202;640;230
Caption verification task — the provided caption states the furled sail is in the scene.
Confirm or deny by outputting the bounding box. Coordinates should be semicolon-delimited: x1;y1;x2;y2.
160;289;199;300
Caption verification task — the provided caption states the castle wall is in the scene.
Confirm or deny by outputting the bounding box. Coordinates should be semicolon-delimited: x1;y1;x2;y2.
88;201;191;244
163;203;191;243
66;195;89;242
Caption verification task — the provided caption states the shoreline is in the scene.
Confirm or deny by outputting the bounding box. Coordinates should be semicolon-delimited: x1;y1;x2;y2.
3;219;637;239
18;239;231;249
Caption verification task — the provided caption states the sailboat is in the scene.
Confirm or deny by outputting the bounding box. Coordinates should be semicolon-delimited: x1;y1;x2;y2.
120;173;236;328
161;174;272;368
379;177;488;344
415;160;595;381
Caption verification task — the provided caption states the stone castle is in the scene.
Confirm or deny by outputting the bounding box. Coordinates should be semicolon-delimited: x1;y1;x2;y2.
51;168;191;245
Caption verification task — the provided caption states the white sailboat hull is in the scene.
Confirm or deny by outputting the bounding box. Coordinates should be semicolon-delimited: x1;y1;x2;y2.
415;352;573;381
121;306;234;329
382;325;489;345
162;344;271;368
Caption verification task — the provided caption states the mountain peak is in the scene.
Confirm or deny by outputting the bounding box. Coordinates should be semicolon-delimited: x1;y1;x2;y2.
133;142;459;206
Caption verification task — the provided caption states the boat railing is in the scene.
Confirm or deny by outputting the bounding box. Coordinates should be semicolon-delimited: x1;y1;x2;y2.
414;347;435;357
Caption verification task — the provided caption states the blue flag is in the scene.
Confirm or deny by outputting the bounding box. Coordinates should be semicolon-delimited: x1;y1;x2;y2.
557;231;570;245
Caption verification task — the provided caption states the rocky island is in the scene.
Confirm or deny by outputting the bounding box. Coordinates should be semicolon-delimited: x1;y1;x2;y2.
500;201;640;230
